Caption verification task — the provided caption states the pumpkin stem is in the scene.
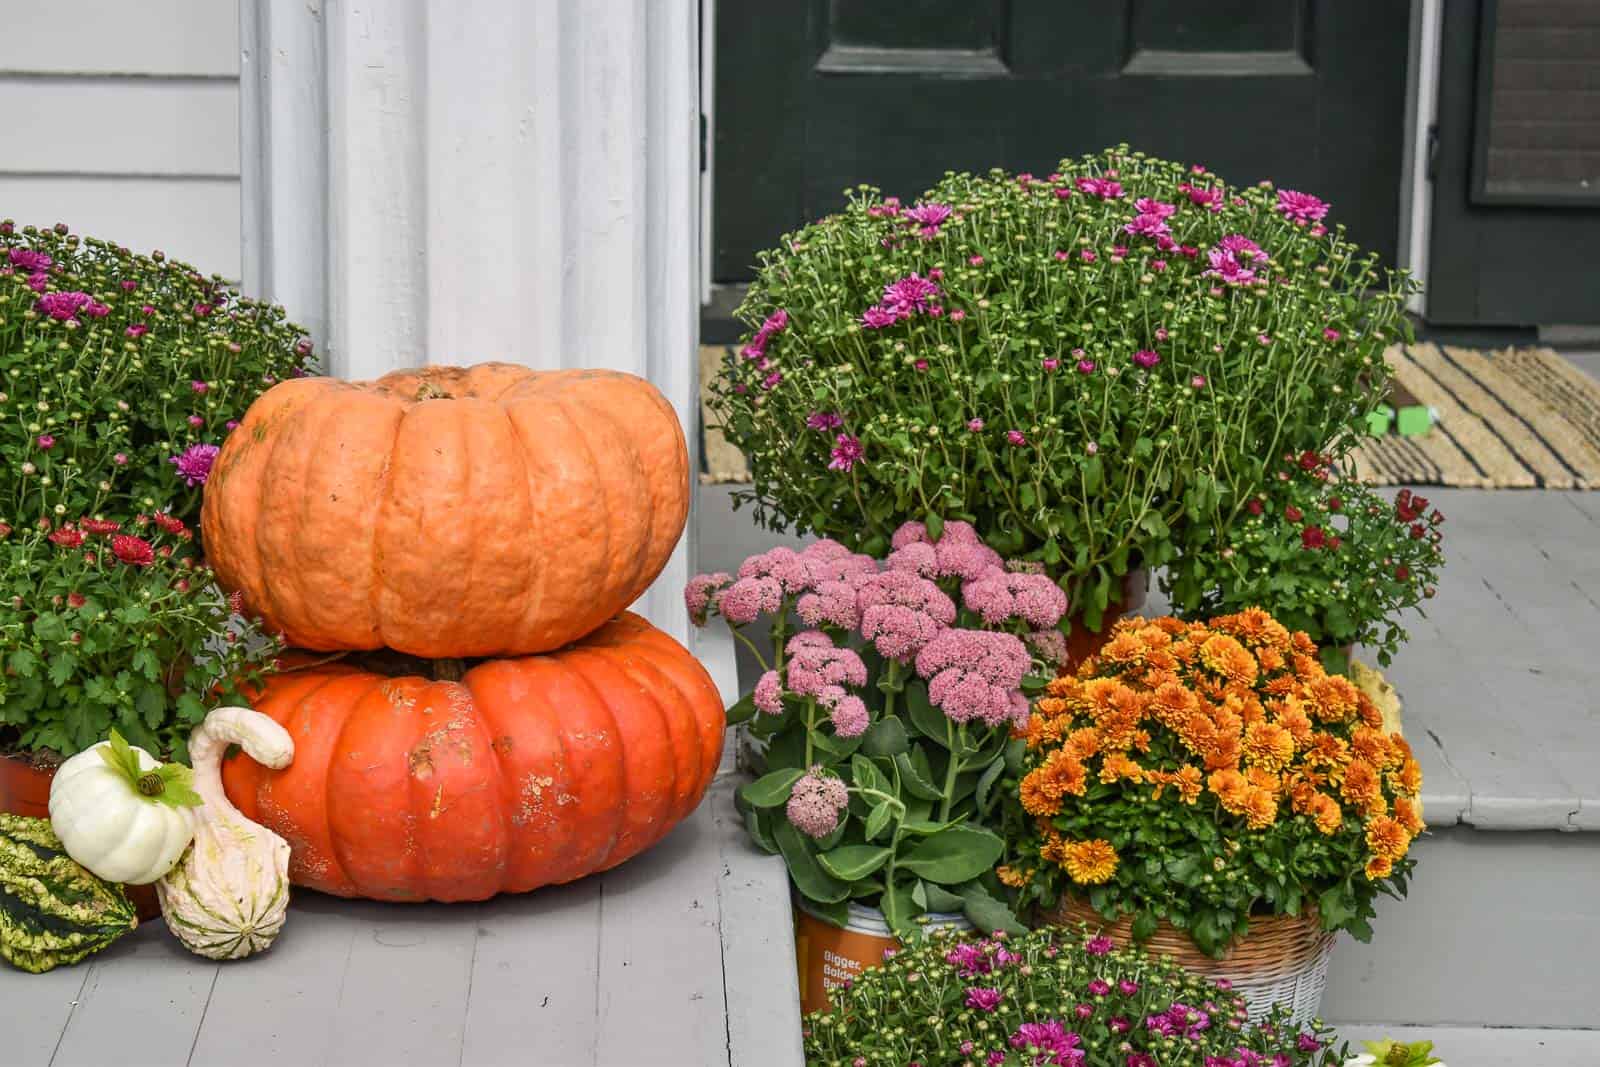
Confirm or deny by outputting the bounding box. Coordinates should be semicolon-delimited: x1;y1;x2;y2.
431;658;466;682
416;381;454;401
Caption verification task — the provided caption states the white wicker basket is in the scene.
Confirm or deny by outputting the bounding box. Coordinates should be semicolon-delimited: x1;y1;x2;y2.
1050;898;1339;1026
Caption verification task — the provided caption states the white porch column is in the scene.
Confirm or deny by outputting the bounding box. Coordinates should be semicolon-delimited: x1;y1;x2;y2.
240;0;701;644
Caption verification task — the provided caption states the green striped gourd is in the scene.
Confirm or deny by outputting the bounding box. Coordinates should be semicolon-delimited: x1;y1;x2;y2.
0;813;136;973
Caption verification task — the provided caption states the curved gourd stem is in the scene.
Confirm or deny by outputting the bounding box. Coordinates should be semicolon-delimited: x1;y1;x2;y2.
186;707;295;823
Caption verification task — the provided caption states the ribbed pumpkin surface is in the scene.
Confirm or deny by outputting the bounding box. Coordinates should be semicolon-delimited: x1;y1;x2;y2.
220;613;724;902
200;363;690;658
0;814;136;973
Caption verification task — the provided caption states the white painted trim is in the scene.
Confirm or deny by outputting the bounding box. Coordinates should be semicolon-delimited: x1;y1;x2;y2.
1399;0;1443;317
699;0;715;304
240;0;701;645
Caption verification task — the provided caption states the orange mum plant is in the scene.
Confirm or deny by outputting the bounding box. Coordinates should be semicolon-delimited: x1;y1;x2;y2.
1003;607;1422;957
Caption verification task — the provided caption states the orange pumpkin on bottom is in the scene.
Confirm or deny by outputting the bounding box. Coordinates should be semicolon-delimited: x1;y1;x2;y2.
221;613;723;902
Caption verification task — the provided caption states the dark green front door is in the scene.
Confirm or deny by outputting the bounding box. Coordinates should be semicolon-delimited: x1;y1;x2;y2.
714;0;1411;283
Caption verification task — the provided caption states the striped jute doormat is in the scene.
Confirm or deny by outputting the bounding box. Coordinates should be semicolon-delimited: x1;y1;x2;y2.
1351;345;1600;489
699;343;1600;489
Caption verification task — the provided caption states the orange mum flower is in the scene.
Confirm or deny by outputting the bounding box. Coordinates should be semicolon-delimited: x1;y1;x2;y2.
1349;726;1393;768
1064;726;1101;760
1311;794;1344;835
1243;721;1296;772
1365;855;1394;880
1173;764;1204;804
1263;675;1297;697
1060;839;1120;884
1309;675;1361;723
1255;645;1286;673
1392;756;1423;796
1291;631;1319;657
1099;631;1148;666
1395;795;1427;835
1099;752;1145;785
1244;788;1279;829
1340;758;1382;808
1275;699;1314;746
1035;696;1070;719
1355;692;1384;729
1200;633;1259;686
1303;732;1350;771
1208;768;1252;816
1019;771;1064;817
996;865;1033;888
1365;815;1411;860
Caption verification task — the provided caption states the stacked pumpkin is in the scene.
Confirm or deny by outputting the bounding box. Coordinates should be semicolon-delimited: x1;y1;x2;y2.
200;363;723;902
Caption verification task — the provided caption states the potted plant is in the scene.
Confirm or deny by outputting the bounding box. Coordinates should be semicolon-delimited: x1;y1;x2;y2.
709;147;1413;648
688;520;1065;1012
0;516;281;916
803;923;1349;1066
1166;451;1446;674
0;219;318;532
1005;609;1423;1024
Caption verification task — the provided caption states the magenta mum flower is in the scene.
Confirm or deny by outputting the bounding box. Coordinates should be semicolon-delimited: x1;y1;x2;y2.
828;433;864;472
881;273;941;316
1187;185;1225;212
36;290;91;320
1276;188;1330;222
1123;213;1171;239
35;434;55;451
169;442;220;487
8;248;51;271
1132;349;1161;369
964;987;1003;1013
1085;935;1113;956
1203;248;1255;285
1217;233;1268;261
806;410;843;431
1134;197;1177;218
861;304;899;329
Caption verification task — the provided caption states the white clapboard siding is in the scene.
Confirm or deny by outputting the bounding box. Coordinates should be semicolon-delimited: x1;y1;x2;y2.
0;0;238;76
0;78;238;176
0;1;242;277
0;175;240;276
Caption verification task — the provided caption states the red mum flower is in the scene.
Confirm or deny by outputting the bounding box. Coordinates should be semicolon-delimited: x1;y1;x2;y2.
49;527;85;548
152;513;186;535
1301;525;1327;550
111;535;155;567
81;518;121;535
1395;565;1411;581
67;592;86;608
1284;505;1304;523
1298;450;1320;471
1247;499;1264;516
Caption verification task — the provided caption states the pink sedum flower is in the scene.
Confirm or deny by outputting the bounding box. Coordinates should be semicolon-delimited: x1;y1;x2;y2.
786;768;849;839
796;579;861;629
752;670;784;714
915;629;1031;727
962;567;1069;628
684;571;733;626
716;575;782;624
828;695;869;737
785;632;868;697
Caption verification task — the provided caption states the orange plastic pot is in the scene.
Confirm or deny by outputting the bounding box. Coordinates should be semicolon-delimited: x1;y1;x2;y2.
0;751;162;921
794;899;972;1015
1062;568;1150;668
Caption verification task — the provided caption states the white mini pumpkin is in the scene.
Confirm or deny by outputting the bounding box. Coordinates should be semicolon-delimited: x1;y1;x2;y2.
156;706;294;960
48;732;200;884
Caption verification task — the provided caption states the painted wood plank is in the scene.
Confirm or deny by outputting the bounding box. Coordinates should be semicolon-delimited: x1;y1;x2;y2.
317;901;480;1067
458;881;603;1067
0;1;239;77
0;77;238;176
185;896;360;1067
1413;490;1595;827
50;926;219;1067
0;954;91;1066
0;175;240;278
594;800;732;1066
713;780;806;1067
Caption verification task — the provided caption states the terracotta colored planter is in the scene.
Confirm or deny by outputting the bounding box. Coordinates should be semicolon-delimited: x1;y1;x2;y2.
0;750;163;921
793;898;972;1015
1062;567;1150;668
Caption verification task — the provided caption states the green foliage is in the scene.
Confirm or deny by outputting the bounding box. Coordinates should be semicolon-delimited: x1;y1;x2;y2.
711;147;1414;618
0;517;282;759
95;728;202;808
1166;454;1447;667
802;923;1348;1067
0;220;318;530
